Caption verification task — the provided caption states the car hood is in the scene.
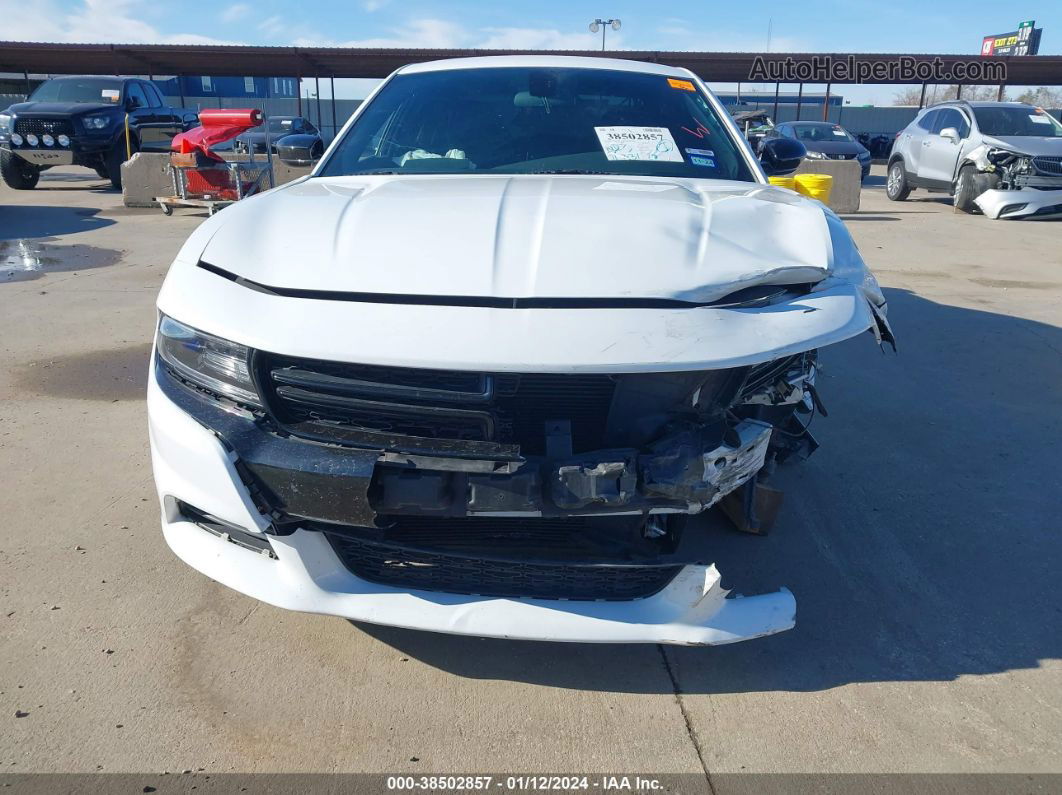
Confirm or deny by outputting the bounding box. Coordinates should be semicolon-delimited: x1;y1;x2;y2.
981;135;1062;157
193;174;835;303
6;101;116;117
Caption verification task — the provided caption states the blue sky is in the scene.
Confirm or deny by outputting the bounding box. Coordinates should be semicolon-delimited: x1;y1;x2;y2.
5;0;1061;103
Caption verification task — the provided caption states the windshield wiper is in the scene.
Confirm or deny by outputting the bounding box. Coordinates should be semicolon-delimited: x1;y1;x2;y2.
523;169;622;175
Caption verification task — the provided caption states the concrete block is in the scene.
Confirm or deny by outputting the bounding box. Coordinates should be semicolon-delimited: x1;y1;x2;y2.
122;152;313;208
121;152;174;208
792;159;862;213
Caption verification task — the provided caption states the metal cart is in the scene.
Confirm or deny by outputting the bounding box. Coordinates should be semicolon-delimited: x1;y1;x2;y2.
156;116;274;216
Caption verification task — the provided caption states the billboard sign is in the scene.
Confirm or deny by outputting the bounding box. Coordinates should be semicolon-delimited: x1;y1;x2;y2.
981;20;1042;56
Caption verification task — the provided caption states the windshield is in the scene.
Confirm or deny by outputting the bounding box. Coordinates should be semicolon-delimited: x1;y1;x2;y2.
319;67;755;181
268;118;296;133
30;78;123;105
973;106;1062;137
791;123;853;142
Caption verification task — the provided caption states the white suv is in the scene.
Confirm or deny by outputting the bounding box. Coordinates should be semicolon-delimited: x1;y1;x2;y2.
149;55;892;646
887;101;1062;219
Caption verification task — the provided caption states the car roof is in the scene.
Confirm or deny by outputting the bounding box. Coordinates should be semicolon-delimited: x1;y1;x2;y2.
930;100;1034;109
48;75;125;82
787;120;840;126
397;55;694;79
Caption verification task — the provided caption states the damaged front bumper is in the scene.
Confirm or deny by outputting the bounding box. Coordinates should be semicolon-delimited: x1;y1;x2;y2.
149;355;799;645
974;187;1062;220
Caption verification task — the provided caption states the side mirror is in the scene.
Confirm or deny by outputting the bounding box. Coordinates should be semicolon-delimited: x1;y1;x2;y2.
759;137;806;176
939;127;960;144
275;133;320;166
125;97;141;111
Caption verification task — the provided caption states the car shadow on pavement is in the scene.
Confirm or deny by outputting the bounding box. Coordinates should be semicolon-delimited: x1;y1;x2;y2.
0;205;116;239
358;288;1062;694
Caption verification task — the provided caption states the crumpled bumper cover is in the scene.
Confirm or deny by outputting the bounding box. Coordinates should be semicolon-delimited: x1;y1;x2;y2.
149;362;797;645
974;188;1062;220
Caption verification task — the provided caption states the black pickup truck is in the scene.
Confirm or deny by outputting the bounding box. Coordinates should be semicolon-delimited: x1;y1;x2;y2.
0;75;197;190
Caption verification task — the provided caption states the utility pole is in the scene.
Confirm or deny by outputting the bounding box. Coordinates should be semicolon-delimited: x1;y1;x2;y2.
589;18;621;51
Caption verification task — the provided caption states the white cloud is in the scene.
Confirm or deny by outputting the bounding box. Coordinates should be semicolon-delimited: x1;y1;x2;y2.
258;15;285;37
478;27;613;50
221;3;251;23
4;0;237;45
295;19;468;49
295;19;618;51
362;0;390;11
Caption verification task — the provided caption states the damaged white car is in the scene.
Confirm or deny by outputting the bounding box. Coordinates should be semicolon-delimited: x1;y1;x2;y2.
149;56;893;646
887;100;1062;220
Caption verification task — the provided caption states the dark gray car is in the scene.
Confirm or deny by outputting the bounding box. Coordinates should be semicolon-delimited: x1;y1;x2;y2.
233;116;322;154
771;121;872;180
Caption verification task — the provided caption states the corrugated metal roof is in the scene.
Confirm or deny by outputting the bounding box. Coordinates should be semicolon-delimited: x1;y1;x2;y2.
1;41;1060;84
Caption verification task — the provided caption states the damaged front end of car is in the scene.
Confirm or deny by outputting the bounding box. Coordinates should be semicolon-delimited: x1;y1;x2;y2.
968;145;1062;220
150;175;895;645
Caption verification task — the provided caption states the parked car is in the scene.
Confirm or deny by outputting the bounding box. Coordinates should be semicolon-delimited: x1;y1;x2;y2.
887;101;1062;219
731;109;775;153
149;56;892;646
771;121;872;180
0;76;197;190
232;116;324;155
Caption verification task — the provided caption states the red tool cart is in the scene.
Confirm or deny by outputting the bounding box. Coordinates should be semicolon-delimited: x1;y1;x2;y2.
155;108;274;216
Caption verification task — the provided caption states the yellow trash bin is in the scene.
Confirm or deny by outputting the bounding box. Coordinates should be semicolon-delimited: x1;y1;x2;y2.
793;173;833;204
767;176;796;190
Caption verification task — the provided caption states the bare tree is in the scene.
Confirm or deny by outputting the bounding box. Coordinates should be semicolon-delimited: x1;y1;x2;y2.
1014;86;1062;108
893;84;1003;106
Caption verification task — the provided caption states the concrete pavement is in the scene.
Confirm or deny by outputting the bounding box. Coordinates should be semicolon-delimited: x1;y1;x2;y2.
1;166;1059;782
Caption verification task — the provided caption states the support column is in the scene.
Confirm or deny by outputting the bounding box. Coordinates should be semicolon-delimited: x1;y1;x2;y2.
330;75;337;139
822;82;831;121
795;83;803;121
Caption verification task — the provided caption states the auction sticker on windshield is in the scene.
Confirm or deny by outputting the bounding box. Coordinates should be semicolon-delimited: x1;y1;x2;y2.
595;126;684;162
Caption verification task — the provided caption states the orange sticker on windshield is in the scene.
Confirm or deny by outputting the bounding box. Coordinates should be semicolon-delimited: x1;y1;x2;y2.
667;78;695;91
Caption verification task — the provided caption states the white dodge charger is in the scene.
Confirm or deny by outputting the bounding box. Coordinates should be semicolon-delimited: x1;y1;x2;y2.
149;56;893;645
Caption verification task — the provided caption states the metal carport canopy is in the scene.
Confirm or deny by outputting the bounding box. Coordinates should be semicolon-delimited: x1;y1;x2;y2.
3;41;1062;85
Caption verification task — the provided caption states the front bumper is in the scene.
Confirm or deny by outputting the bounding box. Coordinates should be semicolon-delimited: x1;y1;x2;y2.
974;187;1062;220
3;138;112;166
148;360;796;645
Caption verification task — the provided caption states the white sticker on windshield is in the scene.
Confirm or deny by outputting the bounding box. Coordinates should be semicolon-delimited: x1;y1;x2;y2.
1029;114;1052;124
595;126;684;162
832;129;847;136
101;89;119;102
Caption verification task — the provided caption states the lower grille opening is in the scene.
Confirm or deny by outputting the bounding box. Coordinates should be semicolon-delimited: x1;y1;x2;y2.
324;516;682;600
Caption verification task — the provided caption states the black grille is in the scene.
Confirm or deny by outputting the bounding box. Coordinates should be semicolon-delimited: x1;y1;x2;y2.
1032;156;1062;176
260;354;617;455
14;118;74;137
827;152;855;160
326;526;680;600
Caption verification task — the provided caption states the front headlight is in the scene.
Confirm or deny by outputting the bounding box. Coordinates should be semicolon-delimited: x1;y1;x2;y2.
83;115;111;130
0;114;12;133
156;315;260;407
803;150;827;160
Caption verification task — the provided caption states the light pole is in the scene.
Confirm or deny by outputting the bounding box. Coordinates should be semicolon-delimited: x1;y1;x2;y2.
589;18;621;51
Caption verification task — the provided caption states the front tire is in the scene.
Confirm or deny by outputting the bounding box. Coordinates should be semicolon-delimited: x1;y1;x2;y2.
886;160;911;201
106;137;138;190
953;165;983;214
0;150;40;189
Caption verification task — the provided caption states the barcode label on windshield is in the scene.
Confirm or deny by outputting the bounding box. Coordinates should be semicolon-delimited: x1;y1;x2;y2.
594;126;684;162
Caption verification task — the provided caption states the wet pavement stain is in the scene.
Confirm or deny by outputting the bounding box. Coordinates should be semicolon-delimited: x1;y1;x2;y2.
13;343;152;401
0;240;122;283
